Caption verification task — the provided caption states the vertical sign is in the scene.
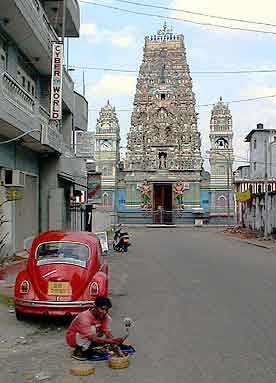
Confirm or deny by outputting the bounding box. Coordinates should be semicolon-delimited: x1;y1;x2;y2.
87;172;102;204
50;43;63;120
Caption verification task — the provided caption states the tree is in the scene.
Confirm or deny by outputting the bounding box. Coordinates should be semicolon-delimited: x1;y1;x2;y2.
0;198;10;265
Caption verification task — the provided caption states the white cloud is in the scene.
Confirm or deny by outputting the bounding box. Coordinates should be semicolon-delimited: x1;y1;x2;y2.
88;73;136;97
110;35;134;48
80;24;135;48
241;85;276;101
171;1;276;33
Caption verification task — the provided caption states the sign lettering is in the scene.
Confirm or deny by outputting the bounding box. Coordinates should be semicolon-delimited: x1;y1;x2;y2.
50;43;63;120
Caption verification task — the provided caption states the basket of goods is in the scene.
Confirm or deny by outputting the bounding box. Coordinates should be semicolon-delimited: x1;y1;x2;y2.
108;353;129;369
70;364;96;376
108;345;130;369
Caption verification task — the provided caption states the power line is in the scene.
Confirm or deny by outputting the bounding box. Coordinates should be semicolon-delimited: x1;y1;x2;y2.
69;65;136;73
88;94;276;112
107;0;276;28
79;1;276;35
69;65;276;75
0;130;41;145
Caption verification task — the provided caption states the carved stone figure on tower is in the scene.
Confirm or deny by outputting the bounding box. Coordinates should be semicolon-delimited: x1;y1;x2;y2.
173;182;185;209
138;180;152;209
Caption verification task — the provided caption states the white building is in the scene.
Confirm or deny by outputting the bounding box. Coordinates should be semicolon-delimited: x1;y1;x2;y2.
234;123;276;235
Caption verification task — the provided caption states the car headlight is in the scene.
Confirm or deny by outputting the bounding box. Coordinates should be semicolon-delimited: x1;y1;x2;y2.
90;281;99;296
20;280;30;294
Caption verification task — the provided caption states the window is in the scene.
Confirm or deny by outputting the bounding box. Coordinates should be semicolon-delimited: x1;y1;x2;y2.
253;162;256;171
22;76;25;87
253;139;257;149
217;166;225;175
36;242;89;268
161;93;166;100
217;195;227;208
102;193;109;208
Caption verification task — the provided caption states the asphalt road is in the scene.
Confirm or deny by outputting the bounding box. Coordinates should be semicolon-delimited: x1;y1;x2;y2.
1;228;276;382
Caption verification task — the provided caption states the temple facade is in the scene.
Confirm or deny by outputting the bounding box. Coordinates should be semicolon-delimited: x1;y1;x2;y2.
94;26;235;224
118;24;205;224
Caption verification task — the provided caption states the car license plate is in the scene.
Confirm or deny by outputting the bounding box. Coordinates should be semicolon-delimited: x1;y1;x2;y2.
48;282;70;296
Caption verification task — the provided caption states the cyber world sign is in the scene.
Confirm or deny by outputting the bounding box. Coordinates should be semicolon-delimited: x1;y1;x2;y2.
50;43;63;120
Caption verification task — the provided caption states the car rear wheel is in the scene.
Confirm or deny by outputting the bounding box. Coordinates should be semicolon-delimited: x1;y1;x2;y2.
15;309;27;321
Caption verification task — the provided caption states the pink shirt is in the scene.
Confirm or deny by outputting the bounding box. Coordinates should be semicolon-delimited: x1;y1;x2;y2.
66;309;110;347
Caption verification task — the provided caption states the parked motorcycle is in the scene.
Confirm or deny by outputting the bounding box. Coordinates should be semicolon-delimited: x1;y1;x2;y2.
113;224;131;252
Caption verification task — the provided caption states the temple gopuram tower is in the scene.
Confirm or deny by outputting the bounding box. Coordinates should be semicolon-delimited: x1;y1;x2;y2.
209;97;234;223
122;24;203;222
95;101;120;209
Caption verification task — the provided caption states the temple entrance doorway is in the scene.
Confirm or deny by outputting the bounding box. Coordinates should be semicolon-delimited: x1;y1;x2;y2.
153;184;173;224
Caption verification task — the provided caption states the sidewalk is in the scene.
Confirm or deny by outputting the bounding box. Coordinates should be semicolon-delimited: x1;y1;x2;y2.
222;230;276;250
0;256;28;299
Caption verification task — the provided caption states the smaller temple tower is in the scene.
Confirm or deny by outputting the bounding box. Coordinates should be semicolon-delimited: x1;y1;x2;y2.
94;101;120;208
209;97;234;223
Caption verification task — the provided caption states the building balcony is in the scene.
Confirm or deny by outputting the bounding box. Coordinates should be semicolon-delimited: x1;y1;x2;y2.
0;71;40;140
0;0;59;75
42;0;80;37
40;106;64;153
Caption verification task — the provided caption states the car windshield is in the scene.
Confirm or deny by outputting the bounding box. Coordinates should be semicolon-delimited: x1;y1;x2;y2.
36;242;89;267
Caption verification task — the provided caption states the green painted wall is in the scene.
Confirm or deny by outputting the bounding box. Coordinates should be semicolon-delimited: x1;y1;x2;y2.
0;140;39;175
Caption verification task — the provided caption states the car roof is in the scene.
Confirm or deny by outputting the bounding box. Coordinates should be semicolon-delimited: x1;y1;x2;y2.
33;231;99;247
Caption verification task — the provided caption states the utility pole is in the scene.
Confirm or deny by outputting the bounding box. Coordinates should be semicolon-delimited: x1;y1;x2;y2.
264;138;269;239
66;38;69;70
226;153;230;226
82;70;86;97
113;138;120;228
61;0;66;45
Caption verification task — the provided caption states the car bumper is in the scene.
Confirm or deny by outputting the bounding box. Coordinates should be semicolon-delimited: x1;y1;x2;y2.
15;298;95;315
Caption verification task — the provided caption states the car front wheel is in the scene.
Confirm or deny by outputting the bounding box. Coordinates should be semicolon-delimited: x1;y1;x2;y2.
15;309;27;321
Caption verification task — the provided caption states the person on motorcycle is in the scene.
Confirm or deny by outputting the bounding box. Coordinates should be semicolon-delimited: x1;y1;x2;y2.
66;296;124;360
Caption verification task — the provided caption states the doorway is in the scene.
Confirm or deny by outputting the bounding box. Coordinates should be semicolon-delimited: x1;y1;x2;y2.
153;184;173;224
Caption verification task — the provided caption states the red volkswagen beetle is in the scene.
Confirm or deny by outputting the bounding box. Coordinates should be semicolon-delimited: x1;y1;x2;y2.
14;231;109;320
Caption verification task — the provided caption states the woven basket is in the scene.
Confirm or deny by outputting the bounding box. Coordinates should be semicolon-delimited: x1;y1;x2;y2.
108;354;129;369
70;365;96;376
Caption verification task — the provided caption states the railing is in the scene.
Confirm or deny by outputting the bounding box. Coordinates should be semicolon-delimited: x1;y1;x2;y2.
2;72;35;115
152;209;174;225
39;106;63;153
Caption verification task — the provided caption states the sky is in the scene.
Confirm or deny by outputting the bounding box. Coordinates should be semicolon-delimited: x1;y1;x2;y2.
68;0;276;170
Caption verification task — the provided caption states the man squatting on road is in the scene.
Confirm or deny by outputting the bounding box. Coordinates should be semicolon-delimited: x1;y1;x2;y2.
66;296;124;360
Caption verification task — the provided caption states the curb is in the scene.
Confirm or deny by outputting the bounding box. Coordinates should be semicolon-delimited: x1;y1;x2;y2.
223;234;275;249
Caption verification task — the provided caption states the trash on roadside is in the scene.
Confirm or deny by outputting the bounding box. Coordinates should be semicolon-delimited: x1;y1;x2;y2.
8;309;15;314
70;365;96;376
34;372;52;381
